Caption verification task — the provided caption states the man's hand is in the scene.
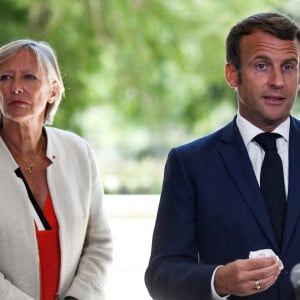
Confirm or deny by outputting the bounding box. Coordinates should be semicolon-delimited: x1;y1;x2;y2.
214;257;281;296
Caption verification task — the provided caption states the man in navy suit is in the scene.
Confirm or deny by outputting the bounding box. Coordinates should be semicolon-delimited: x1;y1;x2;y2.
145;12;300;299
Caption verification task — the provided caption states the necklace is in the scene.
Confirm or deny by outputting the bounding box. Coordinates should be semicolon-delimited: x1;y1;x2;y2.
8;138;44;174
12;152;35;173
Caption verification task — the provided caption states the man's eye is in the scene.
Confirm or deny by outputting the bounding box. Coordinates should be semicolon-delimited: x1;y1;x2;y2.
0;74;11;81
256;63;266;70
283;65;294;71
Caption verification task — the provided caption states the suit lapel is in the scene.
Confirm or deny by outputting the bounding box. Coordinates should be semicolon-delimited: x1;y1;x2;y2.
219;119;278;250
281;117;300;253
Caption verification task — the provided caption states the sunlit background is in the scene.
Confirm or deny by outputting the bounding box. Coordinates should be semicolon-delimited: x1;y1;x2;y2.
2;0;300;298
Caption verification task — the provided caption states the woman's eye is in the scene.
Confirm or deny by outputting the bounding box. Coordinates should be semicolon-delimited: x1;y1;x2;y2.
0;74;12;81
24;74;37;80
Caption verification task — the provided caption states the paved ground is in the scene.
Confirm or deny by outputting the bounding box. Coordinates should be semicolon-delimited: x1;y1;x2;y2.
104;195;159;300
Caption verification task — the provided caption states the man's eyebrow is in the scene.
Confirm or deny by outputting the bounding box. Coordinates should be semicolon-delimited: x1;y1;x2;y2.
253;55;270;60
253;55;299;64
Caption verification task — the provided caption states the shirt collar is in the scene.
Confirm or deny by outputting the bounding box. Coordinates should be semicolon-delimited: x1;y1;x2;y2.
236;112;290;147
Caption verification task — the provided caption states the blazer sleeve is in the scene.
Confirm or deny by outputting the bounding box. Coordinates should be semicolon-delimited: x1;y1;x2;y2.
145;148;218;300
63;144;113;300
0;274;34;299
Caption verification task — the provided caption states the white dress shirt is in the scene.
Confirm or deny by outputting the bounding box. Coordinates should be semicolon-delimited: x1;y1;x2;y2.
237;113;289;196
211;113;289;299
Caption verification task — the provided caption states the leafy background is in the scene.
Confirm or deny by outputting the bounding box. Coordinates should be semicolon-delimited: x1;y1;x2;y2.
1;0;300;193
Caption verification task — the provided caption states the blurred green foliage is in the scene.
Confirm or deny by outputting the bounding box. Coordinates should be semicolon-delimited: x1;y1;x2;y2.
1;0;299;193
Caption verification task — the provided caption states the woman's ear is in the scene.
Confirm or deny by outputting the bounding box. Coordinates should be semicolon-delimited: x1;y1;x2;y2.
48;82;58;104
225;63;238;88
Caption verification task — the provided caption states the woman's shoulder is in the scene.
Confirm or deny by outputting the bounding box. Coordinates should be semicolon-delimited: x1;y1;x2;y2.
44;127;91;154
45;127;86;143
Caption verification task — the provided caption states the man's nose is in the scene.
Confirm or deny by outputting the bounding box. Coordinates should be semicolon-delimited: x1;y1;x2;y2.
269;68;284;88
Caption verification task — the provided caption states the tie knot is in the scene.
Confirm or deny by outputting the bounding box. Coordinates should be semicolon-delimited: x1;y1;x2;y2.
254;132;281;151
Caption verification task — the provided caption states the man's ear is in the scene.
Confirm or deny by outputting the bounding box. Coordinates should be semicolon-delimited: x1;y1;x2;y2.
225;63;239;88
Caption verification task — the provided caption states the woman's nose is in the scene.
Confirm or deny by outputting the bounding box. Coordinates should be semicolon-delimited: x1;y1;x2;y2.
11;79;24;94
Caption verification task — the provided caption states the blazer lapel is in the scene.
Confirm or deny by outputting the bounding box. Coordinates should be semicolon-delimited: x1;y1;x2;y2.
281;117;300;253
219;119;278;250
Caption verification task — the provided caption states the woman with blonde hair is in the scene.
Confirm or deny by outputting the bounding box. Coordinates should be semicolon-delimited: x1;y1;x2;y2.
0;39;112;300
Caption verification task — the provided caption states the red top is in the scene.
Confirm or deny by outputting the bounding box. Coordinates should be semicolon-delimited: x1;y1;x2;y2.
35;194;61;300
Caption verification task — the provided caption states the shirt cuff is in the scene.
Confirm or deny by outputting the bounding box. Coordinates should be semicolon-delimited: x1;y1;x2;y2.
211;266;230;300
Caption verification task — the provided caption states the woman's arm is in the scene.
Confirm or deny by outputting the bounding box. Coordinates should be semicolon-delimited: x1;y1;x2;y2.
63;145;113;300
0;273;34;300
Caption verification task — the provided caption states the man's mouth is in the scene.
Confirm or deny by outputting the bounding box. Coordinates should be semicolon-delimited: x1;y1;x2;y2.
263;96;285;101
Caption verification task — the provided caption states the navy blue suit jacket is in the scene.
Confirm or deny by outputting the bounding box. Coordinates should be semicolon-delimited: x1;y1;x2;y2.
145;116;300;300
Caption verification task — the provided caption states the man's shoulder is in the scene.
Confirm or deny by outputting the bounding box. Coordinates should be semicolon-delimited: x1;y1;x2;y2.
291;115;300;130
175;120;235;154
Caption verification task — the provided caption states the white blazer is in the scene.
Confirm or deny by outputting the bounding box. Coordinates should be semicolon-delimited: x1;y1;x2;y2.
0;127;113;300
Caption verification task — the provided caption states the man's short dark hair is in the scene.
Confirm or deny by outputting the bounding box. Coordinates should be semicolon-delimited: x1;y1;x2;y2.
226;12;300;71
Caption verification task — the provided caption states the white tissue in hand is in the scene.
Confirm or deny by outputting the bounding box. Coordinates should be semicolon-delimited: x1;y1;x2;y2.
249;249;284;270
